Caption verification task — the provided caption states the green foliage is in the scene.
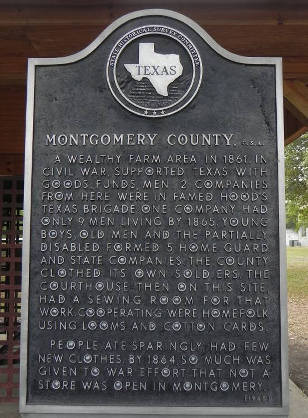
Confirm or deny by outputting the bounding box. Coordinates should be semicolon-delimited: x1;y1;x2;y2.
285;133;308;230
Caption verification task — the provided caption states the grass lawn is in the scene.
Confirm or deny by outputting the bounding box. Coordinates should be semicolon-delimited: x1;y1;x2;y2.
287;247;308;298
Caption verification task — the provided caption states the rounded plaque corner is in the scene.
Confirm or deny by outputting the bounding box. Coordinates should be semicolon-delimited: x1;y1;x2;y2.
28;9;282;69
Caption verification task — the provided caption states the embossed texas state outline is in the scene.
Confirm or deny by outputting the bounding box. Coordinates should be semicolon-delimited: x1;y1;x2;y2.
124;43;183;96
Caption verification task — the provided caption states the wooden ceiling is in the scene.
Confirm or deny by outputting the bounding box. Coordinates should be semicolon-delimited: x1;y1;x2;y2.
1;0;308;174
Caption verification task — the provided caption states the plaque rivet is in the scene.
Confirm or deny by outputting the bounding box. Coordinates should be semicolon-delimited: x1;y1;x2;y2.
189;243;198;252
142;205;151;213
84;354;92;363
161;368;170;377
230;218;238;226
220;381;229;391
184;205;193;213
99;321;108;330
88;321;97;330
211;309;220;318
95;282;104;291
50;281;58;290
172;296;181;305
239;368;248;378
55;192;63;200
86;308;95;317
145;167;154;176
41;217;50;225
149;322;156;331
80;230;88;239
225;257;234;266
49;230;57;238
118;256;126;264
53;180;61;188
160;296;168;304
91;367;100;377
246;309;255;318
172;322;181;331
51;380;61;390
114;243;122;251
50;307;59;317
184;269;192;278
97;308;105;317
197;322;206;331
178;283;186;292
211;296;220;305
66;341;75;350
204;180;212;188
189;354;198;364
183;381;192;391
63;180;72;188
135;269;144;278
114;381;122;391
58;268;67;278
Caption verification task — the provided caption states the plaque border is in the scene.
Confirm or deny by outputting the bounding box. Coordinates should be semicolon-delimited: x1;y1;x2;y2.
20;8;289;417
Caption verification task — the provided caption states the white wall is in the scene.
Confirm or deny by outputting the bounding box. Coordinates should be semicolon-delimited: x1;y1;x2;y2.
286;227;308;246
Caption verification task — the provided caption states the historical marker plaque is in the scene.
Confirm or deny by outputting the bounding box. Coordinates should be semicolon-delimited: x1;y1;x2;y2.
20;9;288;418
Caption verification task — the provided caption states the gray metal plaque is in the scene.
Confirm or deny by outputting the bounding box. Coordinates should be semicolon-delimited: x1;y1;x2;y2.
20;9;288;418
